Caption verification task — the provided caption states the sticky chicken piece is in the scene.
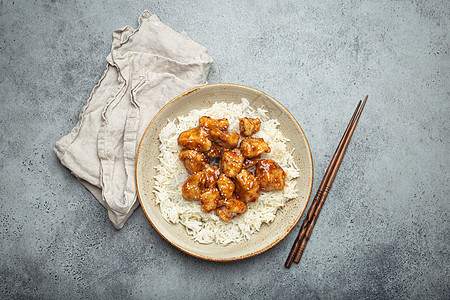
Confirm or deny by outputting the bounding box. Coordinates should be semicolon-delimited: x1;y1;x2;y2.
209;128;240;149
240;137;271;158
217;173;235;199
178;127;212;152
202;164;221;187
178;149;207;174
234;169;260;202
243;155;261;169
216;196;248;221
205;142;224;158
200;187;220;212
239;117;261;137
181;171;206;200
199;116;229;133
255;159;286;191
219;149;244;178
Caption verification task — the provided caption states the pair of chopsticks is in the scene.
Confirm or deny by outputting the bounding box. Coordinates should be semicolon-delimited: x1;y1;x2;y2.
285;95;368;268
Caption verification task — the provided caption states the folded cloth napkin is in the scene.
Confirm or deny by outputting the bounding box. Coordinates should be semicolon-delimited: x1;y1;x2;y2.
54;11;213;229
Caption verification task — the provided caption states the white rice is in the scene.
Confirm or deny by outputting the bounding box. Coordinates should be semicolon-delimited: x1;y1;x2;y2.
153;98;301;245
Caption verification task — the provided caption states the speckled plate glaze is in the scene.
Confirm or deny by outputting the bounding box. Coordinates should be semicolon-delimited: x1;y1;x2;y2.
136;83;313;261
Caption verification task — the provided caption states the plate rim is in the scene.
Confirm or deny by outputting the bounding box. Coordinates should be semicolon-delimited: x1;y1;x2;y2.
135;83;313;261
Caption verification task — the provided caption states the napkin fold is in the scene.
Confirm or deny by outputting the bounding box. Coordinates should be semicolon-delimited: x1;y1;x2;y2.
54;11;213;229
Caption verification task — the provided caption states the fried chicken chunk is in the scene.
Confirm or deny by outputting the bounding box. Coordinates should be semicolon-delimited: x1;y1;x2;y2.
178;127;212;152
200;187;220;212
179;149;207;174
216;196;248;221
209;128;240;149
239;117;261;137
219;149;244;178
205;142;224;158
242;155;261;169
240;137;271;158
217;173;235;199
235;169;260;203
181;171;206;200
255;159;286;191
202;164;221;187
199;116;229;133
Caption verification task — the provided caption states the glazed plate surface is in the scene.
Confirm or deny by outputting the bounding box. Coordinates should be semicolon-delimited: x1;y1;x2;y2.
136;83;313;261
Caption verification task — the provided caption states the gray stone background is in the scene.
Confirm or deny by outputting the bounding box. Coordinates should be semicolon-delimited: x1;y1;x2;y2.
0;0;448;299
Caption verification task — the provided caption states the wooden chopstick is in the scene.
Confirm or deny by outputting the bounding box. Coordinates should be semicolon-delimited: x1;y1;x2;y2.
284;99;361;268
285;95;368;268
293;95;368;263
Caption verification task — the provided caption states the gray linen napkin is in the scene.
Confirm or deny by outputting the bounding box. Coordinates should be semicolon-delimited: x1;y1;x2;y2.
54;11;213;229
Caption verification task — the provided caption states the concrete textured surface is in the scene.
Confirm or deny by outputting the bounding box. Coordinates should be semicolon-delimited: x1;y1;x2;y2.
0;0;449;299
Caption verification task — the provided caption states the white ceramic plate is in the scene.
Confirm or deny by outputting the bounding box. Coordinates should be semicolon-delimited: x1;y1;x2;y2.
136;83;313;261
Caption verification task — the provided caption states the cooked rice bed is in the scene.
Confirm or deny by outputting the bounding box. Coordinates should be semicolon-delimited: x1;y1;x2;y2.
153;99;301;245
